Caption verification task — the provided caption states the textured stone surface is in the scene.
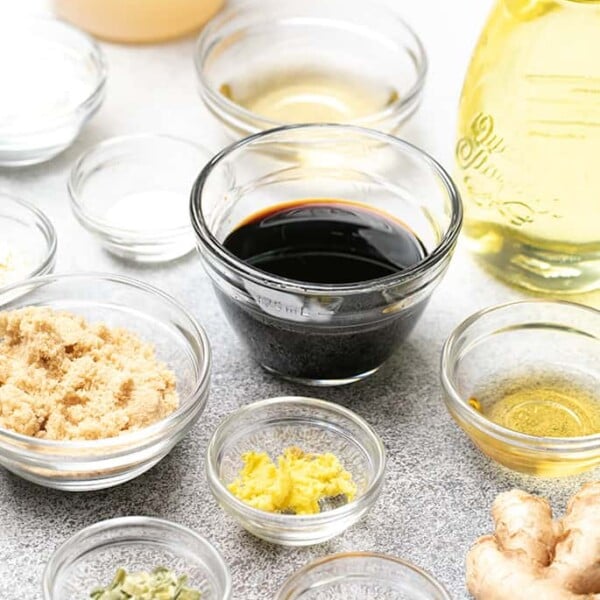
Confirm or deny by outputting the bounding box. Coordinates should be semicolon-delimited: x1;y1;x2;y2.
1;1;600;599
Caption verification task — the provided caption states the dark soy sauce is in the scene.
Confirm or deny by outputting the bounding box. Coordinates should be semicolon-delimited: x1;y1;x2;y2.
223;200;426;284
219;200;429;381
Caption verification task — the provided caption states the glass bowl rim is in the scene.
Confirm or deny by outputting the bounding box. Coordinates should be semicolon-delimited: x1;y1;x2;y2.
0;272;211;451
0;190;57;281
206;395;386;524
190;123;463;295
42;515;232;599
275;551;451;599
194;0;428;131
440;299;600;450
0;15;107;136
69;133;215;239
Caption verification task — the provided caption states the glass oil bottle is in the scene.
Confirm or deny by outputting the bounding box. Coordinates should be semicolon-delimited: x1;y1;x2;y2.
456;0;600;293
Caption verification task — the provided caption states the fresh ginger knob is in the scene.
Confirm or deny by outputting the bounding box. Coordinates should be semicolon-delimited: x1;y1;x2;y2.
467;483;600;600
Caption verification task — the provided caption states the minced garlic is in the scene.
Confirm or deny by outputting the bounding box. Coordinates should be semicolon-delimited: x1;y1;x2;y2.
228;446;357;515
0;307;179;440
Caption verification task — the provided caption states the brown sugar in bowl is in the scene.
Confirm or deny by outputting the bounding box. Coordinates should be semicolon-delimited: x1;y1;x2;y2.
0;273;211;491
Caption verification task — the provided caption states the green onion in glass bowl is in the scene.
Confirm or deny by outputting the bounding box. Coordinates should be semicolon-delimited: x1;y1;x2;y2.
90;566;201;600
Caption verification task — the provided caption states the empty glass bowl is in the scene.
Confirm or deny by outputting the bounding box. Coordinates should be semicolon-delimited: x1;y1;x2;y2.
0;273;211;490
0;17;106;166
276;553;451;599
43;516;232;599
0;192;56;289
195;0;427;138
191;124;462;385
206;396;386;546
70;134;213;263
441;300;600;476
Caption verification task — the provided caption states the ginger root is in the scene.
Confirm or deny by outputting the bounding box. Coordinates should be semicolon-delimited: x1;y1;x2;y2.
467;483;600;600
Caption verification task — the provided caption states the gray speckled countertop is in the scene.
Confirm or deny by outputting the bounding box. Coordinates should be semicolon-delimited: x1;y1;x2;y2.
1;1;600;599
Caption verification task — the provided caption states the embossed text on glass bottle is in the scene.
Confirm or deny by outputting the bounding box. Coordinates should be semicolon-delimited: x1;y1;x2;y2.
456;0;600;293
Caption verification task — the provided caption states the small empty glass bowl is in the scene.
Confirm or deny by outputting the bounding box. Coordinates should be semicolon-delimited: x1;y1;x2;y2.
0;17;106;166
206;396;386;546
276;553;451;600
69;134;213;263
43;516;232;599
0;273;211;490
191;124;462;386
0;192;56;289
195;0;427;138
441;300;600;476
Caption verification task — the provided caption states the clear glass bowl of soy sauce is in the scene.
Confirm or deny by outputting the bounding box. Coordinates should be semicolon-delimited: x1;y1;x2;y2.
191;124;462;386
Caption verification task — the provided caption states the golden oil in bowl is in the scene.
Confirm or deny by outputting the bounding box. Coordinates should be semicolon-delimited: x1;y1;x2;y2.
441;300;600;477
470;374;600;439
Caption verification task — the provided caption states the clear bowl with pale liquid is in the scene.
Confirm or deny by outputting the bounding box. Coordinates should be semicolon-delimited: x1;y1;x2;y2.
456;0;600;293
441;300;600;476
195;0;427;138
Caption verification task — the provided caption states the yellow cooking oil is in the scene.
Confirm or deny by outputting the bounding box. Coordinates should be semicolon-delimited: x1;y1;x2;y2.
472;382;600;438
469;373;600;476
219;67;399;124
456;0;600;293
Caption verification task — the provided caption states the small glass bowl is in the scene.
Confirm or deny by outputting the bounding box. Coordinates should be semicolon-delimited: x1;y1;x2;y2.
441;300;600;476
0;273;211;490
69;134;213;263
276;553;451;599
0;192;57;289
191;124;462;386
43;516;232;599
206;396;386;546
195;0;427;139
0;17;106;167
